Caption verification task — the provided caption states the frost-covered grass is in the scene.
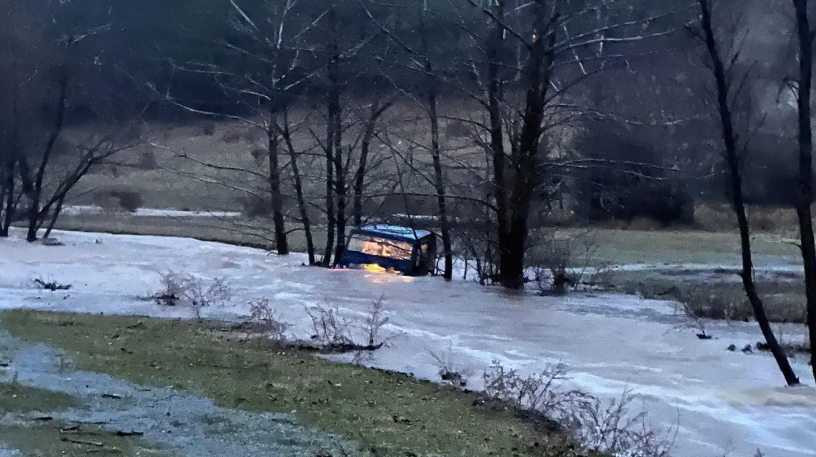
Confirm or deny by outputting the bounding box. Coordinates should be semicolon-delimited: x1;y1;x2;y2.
0;310;589;457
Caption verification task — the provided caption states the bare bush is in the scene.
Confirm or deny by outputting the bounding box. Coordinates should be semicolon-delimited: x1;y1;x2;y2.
246;297;289;340
482;361;675;457
364;294;389;347
671;287;754;339
251;148;265;167
452;220;499;284
152;271;231;318
483;361;579;414
307;297;392;352
428;345;471;388
237;194;271;219
757;326;811;356
136;150;159;170
568;390;674;457
185;275;231;318
152;270;194;306
221;128;244;143
307;302;355;348
202;123;216;136
110;190;144;212
528;230;600;295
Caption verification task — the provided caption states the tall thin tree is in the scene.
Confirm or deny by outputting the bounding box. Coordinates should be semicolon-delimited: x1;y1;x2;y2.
694;0;800;386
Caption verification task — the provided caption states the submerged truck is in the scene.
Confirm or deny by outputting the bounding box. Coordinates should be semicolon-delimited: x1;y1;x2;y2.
336;224;437;276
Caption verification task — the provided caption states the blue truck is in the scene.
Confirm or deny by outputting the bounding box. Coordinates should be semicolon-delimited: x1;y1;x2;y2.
336;224;437;276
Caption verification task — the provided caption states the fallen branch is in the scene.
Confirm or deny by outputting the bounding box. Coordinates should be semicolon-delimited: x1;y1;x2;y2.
34;277;72;291
60;437;104;447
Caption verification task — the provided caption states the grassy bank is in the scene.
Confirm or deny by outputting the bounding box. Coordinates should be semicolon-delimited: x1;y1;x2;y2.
0;310;587;457
51;213;798;265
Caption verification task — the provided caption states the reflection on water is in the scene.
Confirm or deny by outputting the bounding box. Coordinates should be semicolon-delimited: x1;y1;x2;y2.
331;264;414;284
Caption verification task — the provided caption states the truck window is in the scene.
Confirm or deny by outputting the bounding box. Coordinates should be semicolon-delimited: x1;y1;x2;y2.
347;234;412;260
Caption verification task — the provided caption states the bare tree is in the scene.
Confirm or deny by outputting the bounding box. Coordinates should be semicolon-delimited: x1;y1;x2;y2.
0;1;137;242
790;0;816;380
351;94;397;227
691;0;800;386
158;0;334;257
457;0;679;288
357;0;460;280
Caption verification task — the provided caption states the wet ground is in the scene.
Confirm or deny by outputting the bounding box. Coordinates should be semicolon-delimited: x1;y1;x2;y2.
0;330;354;456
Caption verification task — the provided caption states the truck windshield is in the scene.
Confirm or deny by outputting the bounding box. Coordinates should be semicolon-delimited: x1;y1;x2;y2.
347;234;412;260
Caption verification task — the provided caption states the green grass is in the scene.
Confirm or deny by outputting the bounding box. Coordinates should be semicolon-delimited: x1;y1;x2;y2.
580;229;799;265
0;383;75;413
0;310;583;457
0;422;176;457
604;270;807;324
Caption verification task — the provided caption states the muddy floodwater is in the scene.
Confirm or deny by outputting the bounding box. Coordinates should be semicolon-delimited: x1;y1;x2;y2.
0;330;354;456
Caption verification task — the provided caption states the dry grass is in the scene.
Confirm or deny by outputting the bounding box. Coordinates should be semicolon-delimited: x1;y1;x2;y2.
614;275;807;325
50;214;325;252
63;117;816;242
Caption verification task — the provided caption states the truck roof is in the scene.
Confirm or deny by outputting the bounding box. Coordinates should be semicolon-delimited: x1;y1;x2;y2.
353;224;432;241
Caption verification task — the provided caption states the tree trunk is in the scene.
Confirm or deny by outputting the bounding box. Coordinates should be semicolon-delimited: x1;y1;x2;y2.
2;38;20;238
333;128;346;264
420;9;453;280
0;159;15;237
323;109;337;267
328;8;346;265
282;111;315;265
792;0;816;381
43;194;67;239
352;124;371;227
499;2;553;289
487;3;510;284
25;61;68;242
699;0;800;385
267;123;289;255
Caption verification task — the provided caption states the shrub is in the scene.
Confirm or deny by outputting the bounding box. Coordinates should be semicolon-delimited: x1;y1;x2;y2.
202;123;216;136
237;194;271;219
251;148;266;167
246;298;289;340
222;128;243;143
242;128;264;143
136;150;159;170
481;361;674;456
573;127;695;226
527;230;599;295
152;271;231;319
110;190;144;212
306;297;392;352
307;302;355;348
